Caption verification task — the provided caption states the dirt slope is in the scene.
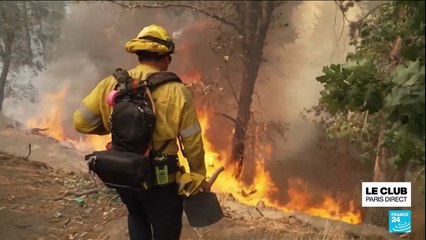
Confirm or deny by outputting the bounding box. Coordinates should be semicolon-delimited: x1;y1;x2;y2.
0;152;318;240
0;116;404;240
0;151;403;240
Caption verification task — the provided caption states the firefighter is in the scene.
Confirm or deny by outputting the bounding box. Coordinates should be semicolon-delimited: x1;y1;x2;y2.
73;24;207;240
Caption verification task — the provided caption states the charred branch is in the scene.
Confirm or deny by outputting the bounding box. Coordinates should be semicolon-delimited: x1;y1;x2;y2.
212;112;237;125
25;143;31;160
28;128;49;135
241;189;257;197
212;112;249;137
255;206;264;217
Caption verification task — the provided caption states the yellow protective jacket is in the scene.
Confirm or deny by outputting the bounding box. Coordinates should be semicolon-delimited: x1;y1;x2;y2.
73;64;206;176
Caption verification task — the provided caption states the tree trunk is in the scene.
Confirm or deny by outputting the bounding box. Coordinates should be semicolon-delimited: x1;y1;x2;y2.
393;163;408;182
0;55;11;112
363;142;389;226
362;130;409;227
231;2;274;178
232;60;259;177
363;35;409;226
0;33;14;112
22;2;33;65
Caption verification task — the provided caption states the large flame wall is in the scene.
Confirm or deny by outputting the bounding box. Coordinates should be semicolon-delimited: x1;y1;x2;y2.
26;91;361;224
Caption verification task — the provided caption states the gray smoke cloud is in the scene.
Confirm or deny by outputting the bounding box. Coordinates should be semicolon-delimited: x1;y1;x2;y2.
7;2;363;172
8;2;222;138
4;1;423;231
255;2;370;204
9;2;362;178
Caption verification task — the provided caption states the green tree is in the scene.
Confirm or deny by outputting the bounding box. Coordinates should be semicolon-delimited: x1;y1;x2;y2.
312;1;425;226
0;1;67;112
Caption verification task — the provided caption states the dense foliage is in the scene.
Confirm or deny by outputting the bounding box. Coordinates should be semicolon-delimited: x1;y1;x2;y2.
315;1;424;172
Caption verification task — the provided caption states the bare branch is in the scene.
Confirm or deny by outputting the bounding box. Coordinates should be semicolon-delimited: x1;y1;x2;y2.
110;1;242;34
214;111;247;135
334;0;351;23
356;2;390;23
224;61;239;105
254;91;264;113
334;1;390;24
212;112;237;125
113;7;130;28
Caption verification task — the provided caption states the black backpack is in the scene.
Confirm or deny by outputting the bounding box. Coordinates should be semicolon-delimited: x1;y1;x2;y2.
85;68;182;190
109;68;182;154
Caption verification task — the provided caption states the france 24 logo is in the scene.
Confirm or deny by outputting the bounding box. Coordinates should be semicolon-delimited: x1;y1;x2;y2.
389;210;411;233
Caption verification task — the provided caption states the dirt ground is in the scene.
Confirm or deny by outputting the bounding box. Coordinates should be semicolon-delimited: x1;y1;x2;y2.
0;115;409;240
0;151;406;240
0;151;319;240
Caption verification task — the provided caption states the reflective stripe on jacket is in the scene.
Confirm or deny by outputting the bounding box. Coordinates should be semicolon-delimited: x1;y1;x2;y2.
73;64;206;176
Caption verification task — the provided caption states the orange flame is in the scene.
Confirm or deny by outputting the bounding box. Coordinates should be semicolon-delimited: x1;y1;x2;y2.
25;83;361;225
195;110;362;225
25;82;112;153
180;71;202;84
26;83;70;141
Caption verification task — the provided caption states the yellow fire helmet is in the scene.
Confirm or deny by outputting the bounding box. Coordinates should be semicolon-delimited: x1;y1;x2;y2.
125;24;175;55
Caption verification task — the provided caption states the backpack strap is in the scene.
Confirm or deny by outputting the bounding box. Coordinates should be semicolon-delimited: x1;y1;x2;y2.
144;72;182;154
112;68;135;91
157;139;172;155
111;69;183;92
145;72;183;91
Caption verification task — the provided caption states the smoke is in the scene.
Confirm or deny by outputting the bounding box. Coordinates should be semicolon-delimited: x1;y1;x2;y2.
8;2;366;180
8;2;221;138
9;1;364;176
256;2;370;203
4;1;423;230
260;2;357;150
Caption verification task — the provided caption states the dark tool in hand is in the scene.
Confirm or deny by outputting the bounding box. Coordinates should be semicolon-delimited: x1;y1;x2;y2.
183;166;225;227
